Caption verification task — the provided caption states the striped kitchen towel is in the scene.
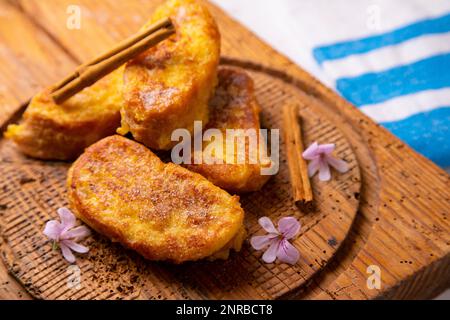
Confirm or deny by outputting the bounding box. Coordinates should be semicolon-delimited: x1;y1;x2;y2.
312;7;450;167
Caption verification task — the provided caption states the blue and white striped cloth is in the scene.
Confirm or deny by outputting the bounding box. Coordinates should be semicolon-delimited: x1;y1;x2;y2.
212;0;450;168
313;11;450;167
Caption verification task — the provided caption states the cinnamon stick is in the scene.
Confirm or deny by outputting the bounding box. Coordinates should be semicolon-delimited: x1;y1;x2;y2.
51;17;175;104
282;104;314;211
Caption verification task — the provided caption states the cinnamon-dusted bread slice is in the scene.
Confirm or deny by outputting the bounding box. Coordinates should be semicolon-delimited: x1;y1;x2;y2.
119;0;221;150
185;67;272;193
67;135;245;263
5;69;123;160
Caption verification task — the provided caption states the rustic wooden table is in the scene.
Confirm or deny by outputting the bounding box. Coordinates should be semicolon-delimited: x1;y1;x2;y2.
0;0;449;299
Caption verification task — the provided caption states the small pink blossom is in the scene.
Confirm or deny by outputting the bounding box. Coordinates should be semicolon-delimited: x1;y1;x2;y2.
43;207;90;263
302;142;349;181
250;216;300;265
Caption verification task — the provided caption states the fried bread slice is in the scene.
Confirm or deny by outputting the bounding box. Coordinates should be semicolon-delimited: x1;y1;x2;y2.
185;67;271;193
5;69;123;160
119;0;221;150
67;135;245;263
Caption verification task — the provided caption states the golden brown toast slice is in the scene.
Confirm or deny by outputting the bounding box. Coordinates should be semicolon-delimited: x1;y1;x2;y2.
5;69;123;160
67;135;245;263
185;67;271;193
118;0;220;150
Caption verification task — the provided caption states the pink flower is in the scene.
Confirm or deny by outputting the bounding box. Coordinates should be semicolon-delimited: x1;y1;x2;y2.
250;216;300;265
43;207;90;264
302;142;349;181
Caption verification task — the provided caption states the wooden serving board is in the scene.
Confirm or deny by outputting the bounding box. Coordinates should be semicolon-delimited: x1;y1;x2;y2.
0;0;449;300
0;62;363;300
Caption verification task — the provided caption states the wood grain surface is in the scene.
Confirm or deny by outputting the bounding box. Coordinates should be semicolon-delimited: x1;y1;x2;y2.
0;0;448;299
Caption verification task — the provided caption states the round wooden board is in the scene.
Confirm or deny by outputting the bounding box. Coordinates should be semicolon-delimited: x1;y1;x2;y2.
0;60;361;300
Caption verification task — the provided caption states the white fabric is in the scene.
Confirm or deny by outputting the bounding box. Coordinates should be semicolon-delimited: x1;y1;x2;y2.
211;0;450;88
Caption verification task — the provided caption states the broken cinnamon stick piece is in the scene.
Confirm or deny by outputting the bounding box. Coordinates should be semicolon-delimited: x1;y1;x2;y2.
51;17;175;104
282;104;314;211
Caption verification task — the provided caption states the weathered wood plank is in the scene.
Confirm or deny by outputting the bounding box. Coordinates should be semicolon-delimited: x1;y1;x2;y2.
0;0;77;127
14;0;178;60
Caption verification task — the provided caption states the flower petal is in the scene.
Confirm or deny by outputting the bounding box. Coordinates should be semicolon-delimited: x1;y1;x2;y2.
60;242;76;264
262;239;280;263
278;217;301;239
43;220;62;240
307;159;320;177
62;240;89;253
58;207;76;232
326;155;349;173
302;142;319;160
61;226;91;240
258;217;279;234
318;158;331;181
250;235;277;250
317;143;335;155
277;239;300;265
